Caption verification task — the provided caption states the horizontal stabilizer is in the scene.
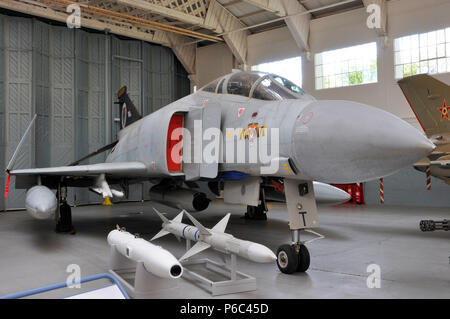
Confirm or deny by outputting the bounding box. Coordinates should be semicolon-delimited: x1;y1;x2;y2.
179;241;211;261
211;213;231;233
183;211;211;236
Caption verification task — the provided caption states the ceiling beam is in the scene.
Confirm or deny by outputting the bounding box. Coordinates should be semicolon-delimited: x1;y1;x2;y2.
204;0;249;65
362;0;387;36
280;0;311;53
240;0;284;16
115;0;205;26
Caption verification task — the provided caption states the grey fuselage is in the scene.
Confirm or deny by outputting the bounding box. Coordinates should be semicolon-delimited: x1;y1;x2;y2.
106;72;434;184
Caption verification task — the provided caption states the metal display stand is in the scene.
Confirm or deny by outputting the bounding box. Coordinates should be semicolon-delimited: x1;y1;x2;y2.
180;240;257;296
108;245;178;299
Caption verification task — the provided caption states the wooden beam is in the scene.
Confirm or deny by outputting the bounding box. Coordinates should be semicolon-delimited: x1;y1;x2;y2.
237;9;266;20
241;0;284;16
115;0;205;26
280;0;310;52
0;0;195;47
223;0;243;8
204;0;249;65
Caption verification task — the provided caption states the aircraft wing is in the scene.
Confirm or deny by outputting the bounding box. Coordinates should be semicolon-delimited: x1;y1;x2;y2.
9;162;147;177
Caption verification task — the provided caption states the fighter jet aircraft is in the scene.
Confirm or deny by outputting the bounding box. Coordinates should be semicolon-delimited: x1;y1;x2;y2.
6;70;434;274
398;74;450;184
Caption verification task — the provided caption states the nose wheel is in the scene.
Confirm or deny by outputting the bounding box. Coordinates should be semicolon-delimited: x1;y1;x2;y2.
276;244;310;274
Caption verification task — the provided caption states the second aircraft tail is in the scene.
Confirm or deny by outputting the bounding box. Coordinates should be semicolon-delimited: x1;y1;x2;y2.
398;74;450;137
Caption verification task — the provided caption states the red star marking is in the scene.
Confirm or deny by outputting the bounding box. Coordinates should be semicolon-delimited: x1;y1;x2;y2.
438;99;450;120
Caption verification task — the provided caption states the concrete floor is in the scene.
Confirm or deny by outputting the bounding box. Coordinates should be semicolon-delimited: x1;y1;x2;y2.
0;201;449;298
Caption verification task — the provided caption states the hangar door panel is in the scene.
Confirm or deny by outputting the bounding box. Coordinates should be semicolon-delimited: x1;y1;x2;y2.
111;37;142;201
5;17;33;209
0;15;4;210
52;26;75;167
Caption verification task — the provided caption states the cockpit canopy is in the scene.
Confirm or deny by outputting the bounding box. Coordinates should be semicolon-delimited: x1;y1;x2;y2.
200;71;308;101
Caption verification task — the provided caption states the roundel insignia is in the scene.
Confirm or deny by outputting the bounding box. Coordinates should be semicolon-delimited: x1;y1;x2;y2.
438;99;450;121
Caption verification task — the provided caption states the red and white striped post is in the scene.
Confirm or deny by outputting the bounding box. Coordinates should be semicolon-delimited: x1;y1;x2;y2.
380;178;384;204
426;166;431;190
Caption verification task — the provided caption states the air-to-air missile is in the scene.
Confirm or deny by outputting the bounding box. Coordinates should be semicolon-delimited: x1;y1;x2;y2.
151;208;277;263
107;227;183;279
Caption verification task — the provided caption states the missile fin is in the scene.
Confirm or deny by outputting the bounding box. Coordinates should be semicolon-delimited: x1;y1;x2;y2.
183;211;211;236
172;211;184;223
179;241;211;261
152;207;170;223
151;229;170;241
211;213;231;233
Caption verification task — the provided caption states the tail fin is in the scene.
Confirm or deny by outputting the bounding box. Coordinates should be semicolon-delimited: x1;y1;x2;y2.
398;74;450;137
117;86;142;130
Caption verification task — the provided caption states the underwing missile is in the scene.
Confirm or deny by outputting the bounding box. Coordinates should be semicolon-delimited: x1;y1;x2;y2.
25;185;57;220
107;227;183;279
151;208;277;263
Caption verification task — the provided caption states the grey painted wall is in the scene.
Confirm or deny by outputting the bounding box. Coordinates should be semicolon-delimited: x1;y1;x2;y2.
364;167;450;208
0;14;190;210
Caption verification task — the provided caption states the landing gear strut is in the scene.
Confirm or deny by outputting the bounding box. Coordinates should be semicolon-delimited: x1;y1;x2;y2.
55;185;75;234
244;188;268;220
276;179;318;274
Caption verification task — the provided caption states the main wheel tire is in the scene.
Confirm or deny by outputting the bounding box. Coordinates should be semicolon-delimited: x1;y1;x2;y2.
245;205;267;220
296;245;310;272
276;244;298;274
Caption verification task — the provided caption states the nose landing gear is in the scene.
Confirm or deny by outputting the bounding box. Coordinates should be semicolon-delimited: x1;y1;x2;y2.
276;179;319;275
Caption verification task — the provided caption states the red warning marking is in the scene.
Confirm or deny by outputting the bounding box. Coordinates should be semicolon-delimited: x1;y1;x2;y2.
4;174;11;198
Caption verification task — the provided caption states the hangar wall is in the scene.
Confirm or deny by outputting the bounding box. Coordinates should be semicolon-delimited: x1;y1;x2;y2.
0;14;190;210
196;0;450;207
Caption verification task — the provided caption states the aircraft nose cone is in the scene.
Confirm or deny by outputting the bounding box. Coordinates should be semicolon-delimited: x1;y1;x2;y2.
293;100;435;183
247;243;277;263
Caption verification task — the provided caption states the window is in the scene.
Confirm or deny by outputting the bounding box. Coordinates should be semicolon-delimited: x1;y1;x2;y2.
201;78;220;93
394;28;450;79
315;42;378;90
252;75;300;101
251;56;302;88
227;72;260;97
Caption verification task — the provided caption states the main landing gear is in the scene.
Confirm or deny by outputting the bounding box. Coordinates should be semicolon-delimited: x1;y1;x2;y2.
244;188;268;220
244;204;268;220
276;179;319;274
55;185;76;234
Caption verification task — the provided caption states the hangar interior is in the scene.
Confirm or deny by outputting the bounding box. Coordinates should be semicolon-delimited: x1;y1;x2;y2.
0;0;449;299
